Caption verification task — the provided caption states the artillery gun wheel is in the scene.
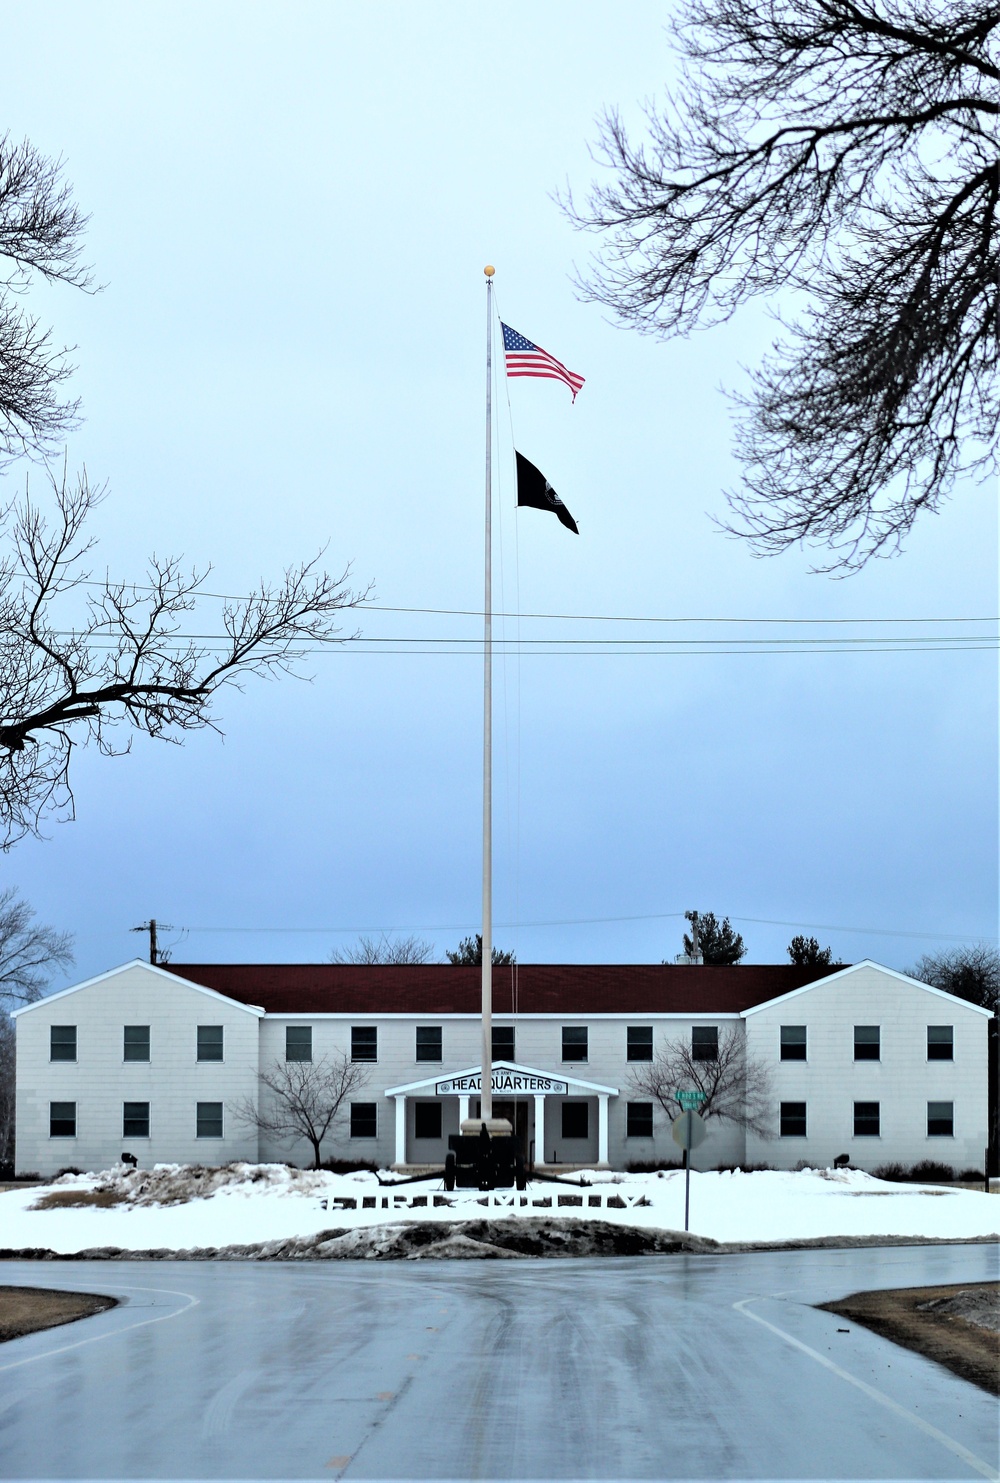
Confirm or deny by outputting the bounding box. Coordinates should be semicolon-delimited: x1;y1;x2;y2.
444;1152;456;1191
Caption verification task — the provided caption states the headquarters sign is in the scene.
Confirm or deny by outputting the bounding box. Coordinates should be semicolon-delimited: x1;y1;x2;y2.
435;1071;569;1096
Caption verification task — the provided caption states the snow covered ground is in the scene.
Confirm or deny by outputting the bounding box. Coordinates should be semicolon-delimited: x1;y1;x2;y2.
0;1163;996;1255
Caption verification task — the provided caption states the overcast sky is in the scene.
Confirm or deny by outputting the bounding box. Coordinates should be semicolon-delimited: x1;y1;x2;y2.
4;2;997;986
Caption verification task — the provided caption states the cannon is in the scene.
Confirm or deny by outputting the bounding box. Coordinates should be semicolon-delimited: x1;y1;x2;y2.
444;1122;527;1191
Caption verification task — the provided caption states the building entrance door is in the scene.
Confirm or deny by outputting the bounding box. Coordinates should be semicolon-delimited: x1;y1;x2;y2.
472;1098;529;1157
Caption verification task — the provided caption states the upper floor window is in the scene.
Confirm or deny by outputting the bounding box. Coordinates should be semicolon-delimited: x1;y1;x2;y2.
492;1025;515;1061
285;1025;312;1062
853;1101;880;1136
780;1026;807;1061
927;1026;953;1061
197;1025;224;1062
415;1026;442;1062
49;1101;76;1137
853;1025;880;1061
561;1026;588;1062
780;1102;807;1137
50;1025;77;1062
927;1101;954;1137
627;1026;653;1062
351;1026;377;1062
123;1025;150;1062
692;1026;718;1062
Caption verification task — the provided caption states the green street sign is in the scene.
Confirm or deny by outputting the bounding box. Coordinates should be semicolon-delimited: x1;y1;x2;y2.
676;1090;706;1107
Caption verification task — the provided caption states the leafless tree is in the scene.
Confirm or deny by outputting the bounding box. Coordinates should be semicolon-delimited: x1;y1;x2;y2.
233;1053;370;1169
0;133;93;466
907;942;999;1011
329;933;435;965
0;466;368;846
0;887;73;1171
0;886;74;1007
630;1025;773;1137
566;0;999;570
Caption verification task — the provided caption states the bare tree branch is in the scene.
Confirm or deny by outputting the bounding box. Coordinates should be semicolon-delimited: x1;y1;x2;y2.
0;133;93;465
0;465;369;846
0;885;74;1007
329;933;436;965
565;0;999;569
232;1054;370;1169
630;1025;774;1137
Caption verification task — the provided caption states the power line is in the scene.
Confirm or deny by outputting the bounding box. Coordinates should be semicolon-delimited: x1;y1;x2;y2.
172;912;992;943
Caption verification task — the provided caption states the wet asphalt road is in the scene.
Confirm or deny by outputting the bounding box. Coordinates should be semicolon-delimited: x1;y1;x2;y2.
0;1245;996;1481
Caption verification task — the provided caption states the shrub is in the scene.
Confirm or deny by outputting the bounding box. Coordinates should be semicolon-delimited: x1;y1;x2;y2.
958;1167;985;1182
55;1166;83;1178
625;1159;682;1172
871;1162;910;1182
909;1160;955;1182
713;1162;775;1173
319;1157;378;1174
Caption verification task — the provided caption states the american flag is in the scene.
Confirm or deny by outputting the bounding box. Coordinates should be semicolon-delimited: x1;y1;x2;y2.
501;322;585;402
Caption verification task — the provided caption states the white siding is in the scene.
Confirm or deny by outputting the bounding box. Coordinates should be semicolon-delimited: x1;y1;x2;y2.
744;964;989;1172
14;964;261;1176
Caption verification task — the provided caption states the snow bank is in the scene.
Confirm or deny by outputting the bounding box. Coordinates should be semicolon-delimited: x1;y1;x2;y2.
0;1164;995;1257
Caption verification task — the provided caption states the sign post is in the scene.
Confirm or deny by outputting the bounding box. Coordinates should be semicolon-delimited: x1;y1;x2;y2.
672;1095;707;1232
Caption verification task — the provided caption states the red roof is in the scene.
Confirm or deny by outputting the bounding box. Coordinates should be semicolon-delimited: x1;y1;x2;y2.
167;963;843;1016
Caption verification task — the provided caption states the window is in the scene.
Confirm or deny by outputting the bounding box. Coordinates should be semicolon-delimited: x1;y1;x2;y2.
561;1026;588;1062
196;1102;224;1138
123;1025;150;1062
627;1026;653;1062
927;1101;954;1137
197;1025;224;1062
561;1101;589;1138
50;1025;77;1062
854;1025;880;1061
350;1102;377;1139
49;1101;76;1137
853;1101;880;1137
626;1102;653;1138
492;1025;515;1061
351;1026;377;1062
780;1102;807;1137
927;1026;954;1061
414;1103;442;1139
285;1025;312;1062
780;1026;807;1061
415;1026;442;1062
692;1026;718;1062
123;1101;150;1138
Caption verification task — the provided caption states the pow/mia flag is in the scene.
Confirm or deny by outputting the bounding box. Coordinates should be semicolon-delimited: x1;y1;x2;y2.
515;451;579;534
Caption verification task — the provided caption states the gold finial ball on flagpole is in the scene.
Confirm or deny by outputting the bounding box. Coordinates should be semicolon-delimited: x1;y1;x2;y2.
484;264;495;277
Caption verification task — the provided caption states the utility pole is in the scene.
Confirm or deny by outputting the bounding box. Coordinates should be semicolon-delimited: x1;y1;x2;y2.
131;919;167;965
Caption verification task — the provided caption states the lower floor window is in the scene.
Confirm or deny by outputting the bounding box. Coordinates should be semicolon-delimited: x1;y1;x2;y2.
50;1101;76;1137
123;1101;150;1138
561;1101;589;1139
351;1102;377;1139
853;1101;880;1137
927;1101;954;1137
780;1102;807;1138
625;1102;653;1138
414;1102;442;1139
196;1102;224;1138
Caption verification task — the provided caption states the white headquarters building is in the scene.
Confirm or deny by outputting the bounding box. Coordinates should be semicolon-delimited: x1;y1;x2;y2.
12;958;990;1178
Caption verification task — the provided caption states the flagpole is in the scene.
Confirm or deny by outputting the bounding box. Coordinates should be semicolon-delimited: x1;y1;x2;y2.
481;264;495;1125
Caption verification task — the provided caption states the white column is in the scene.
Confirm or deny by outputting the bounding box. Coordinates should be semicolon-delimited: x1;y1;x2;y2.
534;1095;546;1165
394;1096;406;1166
458;1095;470;1127
597;1094;609;1166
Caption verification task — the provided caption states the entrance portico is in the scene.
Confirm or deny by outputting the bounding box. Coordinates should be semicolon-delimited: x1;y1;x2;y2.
385;1061;618;1170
